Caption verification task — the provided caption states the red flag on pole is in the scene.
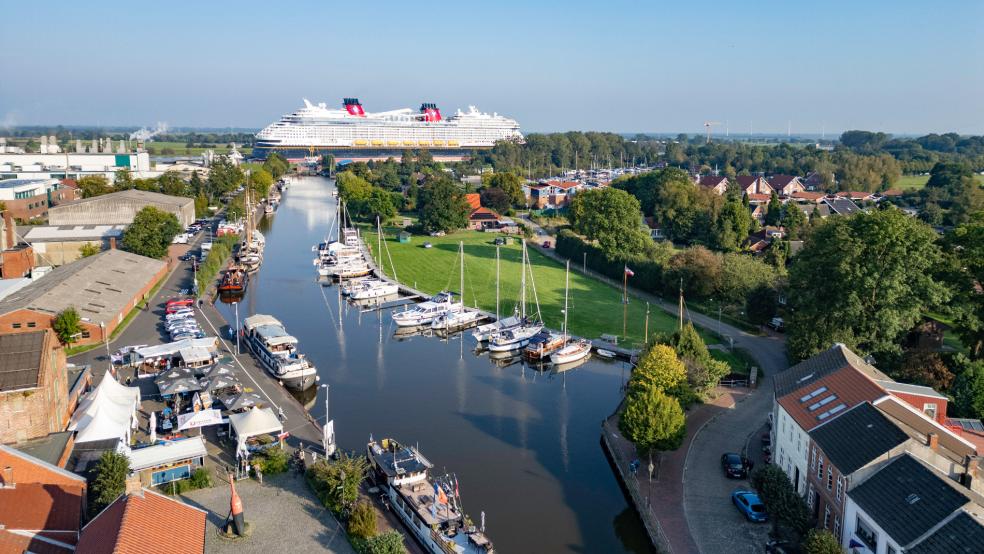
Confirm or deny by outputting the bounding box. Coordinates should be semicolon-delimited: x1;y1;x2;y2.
624;266;635;277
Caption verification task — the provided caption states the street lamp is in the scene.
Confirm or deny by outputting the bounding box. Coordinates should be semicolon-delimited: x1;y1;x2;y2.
234;301;240;355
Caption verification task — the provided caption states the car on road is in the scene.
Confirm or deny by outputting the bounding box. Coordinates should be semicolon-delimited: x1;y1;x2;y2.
768;317;784;332
166;298;194;308
172;233;190;244
721;452;749;479
731;490;767;522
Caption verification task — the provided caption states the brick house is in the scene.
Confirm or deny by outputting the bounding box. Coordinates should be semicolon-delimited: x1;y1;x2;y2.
77;485;206;553
0;178;64;221
806;402;910;541
768;175;805;196
0;444;88;552
697;175;729;195
0;330;73;444
0;249;167;345
735;175;774;195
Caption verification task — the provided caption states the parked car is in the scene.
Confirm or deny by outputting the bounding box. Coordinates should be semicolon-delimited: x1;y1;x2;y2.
768;317;784;332
429;230;446;237
165;310;195;322
731;490;767;522
166;298;194;308
423;242;433;249
165;303;194;314
172;233;190;244
721;452;748;479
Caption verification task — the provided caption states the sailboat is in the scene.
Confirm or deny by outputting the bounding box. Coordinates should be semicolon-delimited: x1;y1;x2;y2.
472;245;521;342
431;242;484;331
488;241;543;352
550;260;592;365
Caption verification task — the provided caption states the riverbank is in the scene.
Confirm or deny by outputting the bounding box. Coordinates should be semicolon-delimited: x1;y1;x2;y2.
364;228;683;349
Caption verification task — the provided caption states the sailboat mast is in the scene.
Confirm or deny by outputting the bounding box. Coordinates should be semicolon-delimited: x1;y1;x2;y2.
563;260;570;339
459;241;464;307
495;246;500;321
520;241;527;319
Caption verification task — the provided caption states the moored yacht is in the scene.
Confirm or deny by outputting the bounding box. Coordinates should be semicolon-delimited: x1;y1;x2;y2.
470;316;522;343
392;291;458;327
350;279;399;299
241;314;317;391
524;331;565;360
367;438;494;554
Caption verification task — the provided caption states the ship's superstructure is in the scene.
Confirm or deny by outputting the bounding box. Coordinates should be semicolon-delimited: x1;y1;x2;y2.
254;98;522;158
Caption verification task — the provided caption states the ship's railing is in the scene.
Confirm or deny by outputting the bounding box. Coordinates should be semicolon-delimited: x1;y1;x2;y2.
430;529;458;554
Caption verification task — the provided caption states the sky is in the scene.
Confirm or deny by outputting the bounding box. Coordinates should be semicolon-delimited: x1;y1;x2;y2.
1;0;982;135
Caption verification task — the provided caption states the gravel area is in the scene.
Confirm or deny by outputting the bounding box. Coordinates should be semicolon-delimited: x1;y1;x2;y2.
180;471;353;554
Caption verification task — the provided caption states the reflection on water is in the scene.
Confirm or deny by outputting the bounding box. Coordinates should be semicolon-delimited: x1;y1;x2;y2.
216;176;651;554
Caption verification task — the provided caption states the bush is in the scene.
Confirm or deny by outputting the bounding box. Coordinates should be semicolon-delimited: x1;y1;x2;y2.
91;451;130;511
52;307;82;345
348;501;377;539
751;465;810;539
189;467;212;489
306;453;369;514
253;447;289;475
353;530;407;554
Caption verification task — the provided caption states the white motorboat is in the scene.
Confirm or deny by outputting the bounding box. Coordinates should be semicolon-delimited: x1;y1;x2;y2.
351;280;399;299
392;291;458;327
431;242;482;331
471;316;522;343
596;348;618;360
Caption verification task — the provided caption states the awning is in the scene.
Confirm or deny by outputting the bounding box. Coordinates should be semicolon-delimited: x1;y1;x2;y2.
178;346;213;365
155;368;202;396
228;407;282;440
126;436;207;471
133;338;217;360
215;390;264;412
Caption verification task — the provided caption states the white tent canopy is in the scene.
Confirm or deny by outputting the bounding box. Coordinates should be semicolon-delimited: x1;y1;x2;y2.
228;407;282;441
133;338;217;361
125;436;207;471
69;373;140;444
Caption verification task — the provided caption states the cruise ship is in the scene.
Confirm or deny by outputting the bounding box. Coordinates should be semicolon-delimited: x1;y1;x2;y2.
253;98;522;160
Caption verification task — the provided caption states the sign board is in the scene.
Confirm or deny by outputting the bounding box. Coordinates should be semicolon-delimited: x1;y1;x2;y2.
177;408;224;431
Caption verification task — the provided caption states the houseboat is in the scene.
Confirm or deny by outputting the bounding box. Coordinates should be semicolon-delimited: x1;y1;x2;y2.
241;314;317;391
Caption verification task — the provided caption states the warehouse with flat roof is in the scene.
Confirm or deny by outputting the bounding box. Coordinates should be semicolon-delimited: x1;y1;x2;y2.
47;189;195;228
0;248;167;345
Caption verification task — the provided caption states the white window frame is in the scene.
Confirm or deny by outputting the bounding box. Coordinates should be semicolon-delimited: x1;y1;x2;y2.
923;403;938;420
836;476;843;501
823;506;830;529
817;456;824;480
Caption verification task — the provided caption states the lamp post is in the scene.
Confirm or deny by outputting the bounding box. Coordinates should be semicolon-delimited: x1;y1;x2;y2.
234;301;240;355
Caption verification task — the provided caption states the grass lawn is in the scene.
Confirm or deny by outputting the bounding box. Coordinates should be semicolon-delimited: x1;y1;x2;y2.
364;229;688;349
893;174;929;190
710;348;756;377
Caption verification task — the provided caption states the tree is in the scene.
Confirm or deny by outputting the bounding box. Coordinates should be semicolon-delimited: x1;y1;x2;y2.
348;501;377;539
157;171;187;197
189;170;204;196
802;529;842;554
78;242;100;258
122;206;182;259
114;168;134;191
248;167;274;199
481;172;524;206
943;216;984;357
363;530;408;554
206;156;244;197
746;283;778;326
77;175;112;198
629;344;687;394
751;465;810;538
336;171;374;202
619;384;686;453
764;192;782;226
480;187;511;214
360;188;397;223
92;451;130;511
896;350;954;391
787;207;947;360
713;196;752;252
306;452;368;514
782;203;807;240
417;176;470;233
567;188;652;258
52;307;82;344
672;323;730;397
263;153;290;180
194;192;209;218
950;357;984;419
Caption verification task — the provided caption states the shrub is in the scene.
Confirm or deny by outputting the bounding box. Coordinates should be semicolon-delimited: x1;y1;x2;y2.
348;501;377;539
91;451;130;511
253;447;289;475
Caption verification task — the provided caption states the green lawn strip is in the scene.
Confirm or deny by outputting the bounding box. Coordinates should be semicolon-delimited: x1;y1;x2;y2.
366;228;686;349
709;348;756;377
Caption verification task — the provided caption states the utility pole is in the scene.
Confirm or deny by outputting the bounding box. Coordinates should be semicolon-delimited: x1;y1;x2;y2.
678;278;684;331
644;303;650;345
234;301;240;355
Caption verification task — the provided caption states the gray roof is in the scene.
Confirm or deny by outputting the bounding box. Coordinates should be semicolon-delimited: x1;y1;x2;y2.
52;189;193;209
825;197;861;215
21;224;125;242
12;431;74;467
849;454;969;547
0;330;46;392
774;343;890;397
0;249;166;325
808;402;908;474
875;380;948;400
907;512;984;554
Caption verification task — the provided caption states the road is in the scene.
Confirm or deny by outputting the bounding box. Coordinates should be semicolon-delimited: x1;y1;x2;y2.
519;213;788;553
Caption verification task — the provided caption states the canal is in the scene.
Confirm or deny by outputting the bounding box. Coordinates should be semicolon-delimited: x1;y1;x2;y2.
217;175;651;553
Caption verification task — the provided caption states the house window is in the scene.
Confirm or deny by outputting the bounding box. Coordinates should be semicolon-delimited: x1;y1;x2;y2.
807;485;815;509
811;446;817;470
817;456;824;480
81;330;91;339
855;516;878;550
12;323;21;329
827;467;833;491
823;506;830;529
923;403;938;420
27;322;36;328
836;476;843;501
834;515;841;539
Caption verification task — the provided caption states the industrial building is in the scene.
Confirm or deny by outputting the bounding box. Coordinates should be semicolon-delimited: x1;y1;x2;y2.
48;189;196;228
0;178;77;221
20;223;125;266
0;150;153;182
0;249;167;345
0;330;72;443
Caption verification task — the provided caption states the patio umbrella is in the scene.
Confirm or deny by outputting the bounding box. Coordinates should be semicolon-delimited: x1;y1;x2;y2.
149;411;157;443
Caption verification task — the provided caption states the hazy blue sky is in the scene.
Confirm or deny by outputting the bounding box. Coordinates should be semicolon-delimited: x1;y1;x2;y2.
1;0;981;134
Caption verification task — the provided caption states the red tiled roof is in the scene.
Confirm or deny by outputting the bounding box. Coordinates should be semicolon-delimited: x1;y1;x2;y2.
77;490;206;554
836;191;873;200
698;176;728;188
778;366;887;432
790;191;825;201
464;193;481;210
0;483;83;535
60;179;78;188
0;531;75;554
735;176;757;187
746;193;771;203
469;207;498;220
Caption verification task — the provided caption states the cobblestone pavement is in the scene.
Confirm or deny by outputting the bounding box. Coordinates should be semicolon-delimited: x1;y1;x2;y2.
180;471;353;554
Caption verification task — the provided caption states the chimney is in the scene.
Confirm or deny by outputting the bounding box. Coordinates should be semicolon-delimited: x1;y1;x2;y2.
109;237;117;250
1;466;13;488
927;432;939;452
962;455;978;490
2;211;13;250
124;474;143;497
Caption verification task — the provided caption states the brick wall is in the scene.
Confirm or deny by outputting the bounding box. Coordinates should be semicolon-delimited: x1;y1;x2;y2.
0;331;69;444
2;194;50;221
1;244;34;278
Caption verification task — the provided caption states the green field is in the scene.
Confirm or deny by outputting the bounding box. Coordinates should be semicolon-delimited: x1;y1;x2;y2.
893;174;930;190
364;229;687;349
145;141;253;157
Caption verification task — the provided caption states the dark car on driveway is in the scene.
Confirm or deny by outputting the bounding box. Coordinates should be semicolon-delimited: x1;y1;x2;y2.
721;452;748;479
